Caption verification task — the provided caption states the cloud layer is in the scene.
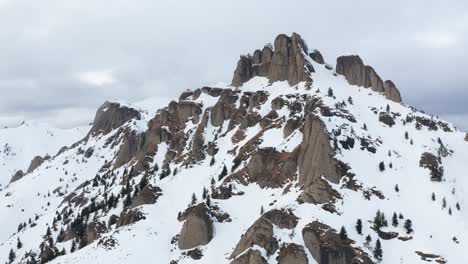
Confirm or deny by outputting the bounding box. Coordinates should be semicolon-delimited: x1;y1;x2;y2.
0;0;466;130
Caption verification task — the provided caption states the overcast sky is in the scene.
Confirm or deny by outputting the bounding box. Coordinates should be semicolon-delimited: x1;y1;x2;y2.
0;0;466;130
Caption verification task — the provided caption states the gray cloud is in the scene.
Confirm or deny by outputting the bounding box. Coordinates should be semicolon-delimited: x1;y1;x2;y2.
0;0;466;131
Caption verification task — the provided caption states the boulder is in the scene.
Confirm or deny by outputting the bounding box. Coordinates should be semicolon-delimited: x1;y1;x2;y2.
10;170;24;183
263;209;298;229
129;185;162;209
88;101;141;136
26;155;50;173
178;203;214;250
465;133;468;141
378;112;395;127
271;97;285;111
283;117;301;138
116;208;146;228
231;33;313;87
230;217;278;259
336;55;402;102
230;249;267;264
302;221;374;264
310;49;325;64
277;243;308;264
84;147;94;158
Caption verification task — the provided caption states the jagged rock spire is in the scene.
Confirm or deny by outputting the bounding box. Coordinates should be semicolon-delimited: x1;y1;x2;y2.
336;55;402;102
231;32;314;87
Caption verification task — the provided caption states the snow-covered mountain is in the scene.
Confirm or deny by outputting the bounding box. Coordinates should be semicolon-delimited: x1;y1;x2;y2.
0;122;88;189
0;33;467;264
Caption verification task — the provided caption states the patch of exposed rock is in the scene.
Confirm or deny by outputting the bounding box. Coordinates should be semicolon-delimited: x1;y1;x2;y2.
465;133;468;141
263;209;298;229
116;208;146;228
419;152;443;181
310;49;325;64
27;155;50;173
230;249;267;264
277;243;308;264
231;33;313;87
336;55;402;103
378;112;395;127
302;221;374;264
230;217;278;259
177;203;214;250
10;170;24;183
88;101;141;136
86;221;107;242
129;185;162;209
297;114;342;204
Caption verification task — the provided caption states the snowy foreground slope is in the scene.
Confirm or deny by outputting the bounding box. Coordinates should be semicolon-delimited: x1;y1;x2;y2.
0;33;467;264
0;123;88;188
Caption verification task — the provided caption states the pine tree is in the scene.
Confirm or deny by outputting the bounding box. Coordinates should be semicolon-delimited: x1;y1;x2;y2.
210;156;215;166
16;237;22;249
405;131;409;140
365;234;372;245
363;123;367;130
191;193;197;206
404;219;413;234
328;87;334;97
442;197;447;208
206;195;211;207
348;96;353;105
448;207;452;215
202;187;208;199
456;202;460;210
379;162;385;172
260;206;264;215
339;226;348;240
8;248;15;263
394;184;399;192
46;226;52;237
218;165;228;181
392;212;398;227
386;104;390;112
373;239;383;260
355;219;363;235
70;240;76;253
431;192;436;201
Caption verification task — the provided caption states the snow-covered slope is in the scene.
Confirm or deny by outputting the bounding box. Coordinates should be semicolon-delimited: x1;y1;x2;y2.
0;33;466;264
0;122;88;188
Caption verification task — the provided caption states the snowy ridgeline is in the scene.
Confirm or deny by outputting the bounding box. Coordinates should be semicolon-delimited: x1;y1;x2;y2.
0;38;467;264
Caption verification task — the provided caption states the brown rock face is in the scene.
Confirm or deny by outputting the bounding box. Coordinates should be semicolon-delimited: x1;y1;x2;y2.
178;203;214;250
116;208;146;228
27;155;50;173
114;130;145;169
230;249;267;264
310;49;325;64
129;185;162;209
277;244;309;264
88;101;141;136
384;80;402;103
230;217;278;259
302;221;374;264
465;133;468;141
231;33;313;87
298;114;340;185
263;209;298;229
336;55;402;102
10;170;24;183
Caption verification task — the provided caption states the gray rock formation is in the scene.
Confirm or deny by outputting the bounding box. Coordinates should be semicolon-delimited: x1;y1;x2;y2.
419;152;443;181
26;155;50;173
302;221;374;264
116;208;146;228
263;209;298;229
277;244;309;264
336;55;402;103
178;203;214;250
230;249;267;264
378;112;395;127
310;49;325;64
231;33;313;87
230;217;278;259
86;221;107;242
88;101;141;136
10;170;24;183
129;185;162;209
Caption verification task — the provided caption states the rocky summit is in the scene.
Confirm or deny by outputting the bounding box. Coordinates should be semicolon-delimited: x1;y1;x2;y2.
0;33;467;264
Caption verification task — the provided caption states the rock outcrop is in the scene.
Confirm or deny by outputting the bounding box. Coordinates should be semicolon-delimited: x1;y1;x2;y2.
336;55;402;102
419;152;443;181
230;217;278;259
116;208;146;228
26;155;50;173
277;244;308;264
10;170;24;183
263;209;298;229
298;114;341;204
378;112;395;127
302;221;374;264
232;33;314;87
88;101;141;136
465;133;468;141
178;203;214;250
129;185;162;209
310;49;325;64
231;249;267;264
86;221;107;242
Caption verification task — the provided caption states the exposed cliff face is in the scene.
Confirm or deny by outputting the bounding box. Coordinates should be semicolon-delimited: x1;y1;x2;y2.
336;55;402;102
232;33;314;87
88;101;141;137
178;203;214;250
